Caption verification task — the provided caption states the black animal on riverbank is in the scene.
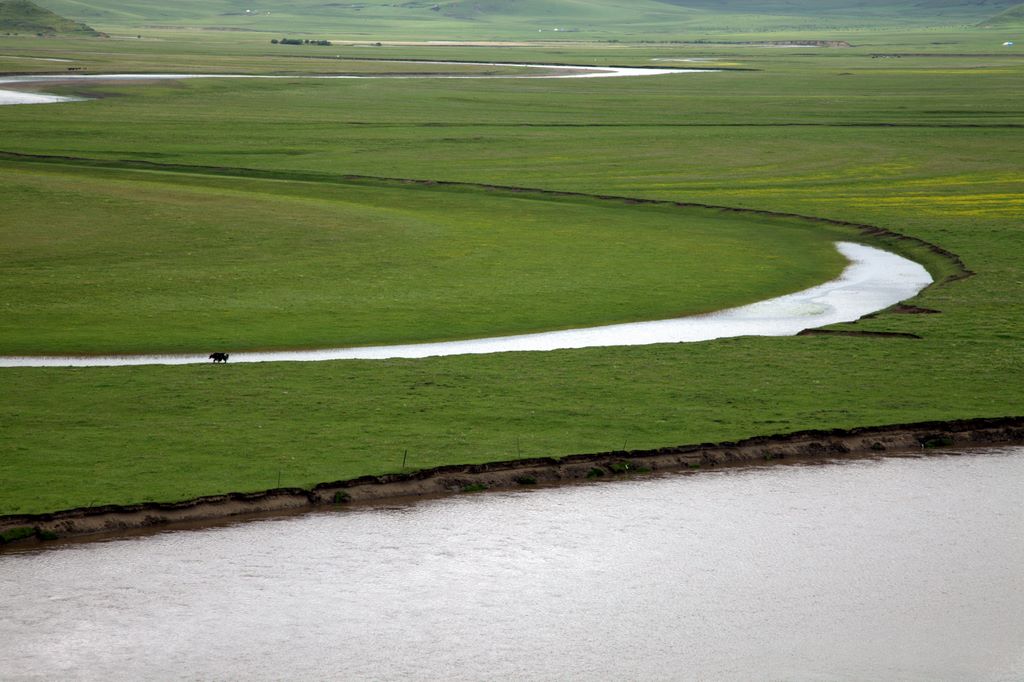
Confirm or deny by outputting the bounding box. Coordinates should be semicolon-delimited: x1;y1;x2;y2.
209;352;229;363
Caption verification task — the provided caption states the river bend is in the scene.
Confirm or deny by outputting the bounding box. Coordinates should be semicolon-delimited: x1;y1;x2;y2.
0;61;711;105
0;241;931;367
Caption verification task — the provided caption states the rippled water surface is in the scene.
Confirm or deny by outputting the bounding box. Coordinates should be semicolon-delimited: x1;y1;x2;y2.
2;449;1022;681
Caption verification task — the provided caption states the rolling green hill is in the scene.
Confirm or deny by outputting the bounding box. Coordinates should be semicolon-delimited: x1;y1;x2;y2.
979;2;1024;25
661;0;1017;14
30;0;1021;36
0;0;98;35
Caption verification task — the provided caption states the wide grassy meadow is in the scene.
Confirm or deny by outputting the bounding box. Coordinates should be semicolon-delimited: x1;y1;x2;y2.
1;1;1022;515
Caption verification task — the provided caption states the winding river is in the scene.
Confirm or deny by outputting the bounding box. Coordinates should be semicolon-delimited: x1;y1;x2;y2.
0;64;932;367
0;61;710;105
0;241;931;367
4;57;1014;681
2;448;1021;680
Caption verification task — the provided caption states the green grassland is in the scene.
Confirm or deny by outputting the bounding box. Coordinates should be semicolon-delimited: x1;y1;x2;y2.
0;18;1022;515
0;163;847;354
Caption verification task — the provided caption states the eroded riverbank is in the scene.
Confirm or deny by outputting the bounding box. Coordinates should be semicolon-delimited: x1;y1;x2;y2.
3;416;1021;546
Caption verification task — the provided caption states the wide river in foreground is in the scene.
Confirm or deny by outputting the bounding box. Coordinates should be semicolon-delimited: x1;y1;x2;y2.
2;448;1021;680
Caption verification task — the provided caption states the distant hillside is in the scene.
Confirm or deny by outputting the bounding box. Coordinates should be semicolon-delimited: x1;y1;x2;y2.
432;0;1022;33
0;0;99;35
28;0;1024;35
437;0;1021;20
663;0;1018;12
979;2;1024;25
434;0;659;21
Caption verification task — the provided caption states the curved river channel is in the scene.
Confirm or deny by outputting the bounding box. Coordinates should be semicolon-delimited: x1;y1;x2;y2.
0;61;711;105
0;242;931;367
0;65;931;366
1;448;1021;680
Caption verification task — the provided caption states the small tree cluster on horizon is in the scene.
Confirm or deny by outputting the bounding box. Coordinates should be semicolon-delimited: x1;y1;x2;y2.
272;38;332;46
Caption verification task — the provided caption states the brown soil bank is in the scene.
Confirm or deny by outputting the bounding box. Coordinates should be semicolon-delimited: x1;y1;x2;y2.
2;417;1022;546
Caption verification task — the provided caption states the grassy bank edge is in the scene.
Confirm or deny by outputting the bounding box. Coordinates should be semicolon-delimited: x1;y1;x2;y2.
2;415;1021;549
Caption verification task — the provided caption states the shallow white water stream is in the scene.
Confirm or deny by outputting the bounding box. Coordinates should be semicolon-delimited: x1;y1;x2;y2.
0;88;79;104
0;65;931;367
0;241;932;367
0;61;709;104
